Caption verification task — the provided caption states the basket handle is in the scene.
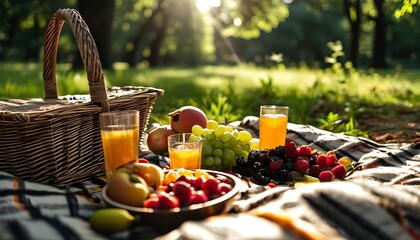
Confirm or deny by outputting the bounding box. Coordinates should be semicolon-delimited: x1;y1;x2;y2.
43;8;109;112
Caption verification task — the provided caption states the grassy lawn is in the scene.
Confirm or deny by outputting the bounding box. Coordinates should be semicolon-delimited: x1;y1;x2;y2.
1;62;419;138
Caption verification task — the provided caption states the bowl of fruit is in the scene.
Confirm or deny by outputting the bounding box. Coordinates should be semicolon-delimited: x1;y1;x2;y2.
102;162;244;232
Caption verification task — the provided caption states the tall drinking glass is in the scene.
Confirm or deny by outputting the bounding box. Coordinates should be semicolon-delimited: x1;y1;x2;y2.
100;110;139;180
259;105;289;149
168;133;202;170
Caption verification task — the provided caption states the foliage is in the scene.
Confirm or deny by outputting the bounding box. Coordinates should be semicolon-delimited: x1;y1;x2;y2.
317;112;368;137
216;0;289;39
0;62;419;138
1;0;420;68
201;93;242;124
394;0;418;18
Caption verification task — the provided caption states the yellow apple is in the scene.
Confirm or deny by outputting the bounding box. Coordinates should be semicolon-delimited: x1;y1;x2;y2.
133;162;164;189
106;171;150;207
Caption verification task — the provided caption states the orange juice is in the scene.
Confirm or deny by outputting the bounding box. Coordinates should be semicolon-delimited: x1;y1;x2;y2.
169;143;202;169
101;126;139;179
259;113;288;149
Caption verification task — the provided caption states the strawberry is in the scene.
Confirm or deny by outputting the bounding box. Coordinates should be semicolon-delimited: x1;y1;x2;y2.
316;154;329;167
293;159;309;174
284;142;298;158
326;155;337;167
297;145;312;157
327;151;337;161
319;171;334;182
332;164;347;179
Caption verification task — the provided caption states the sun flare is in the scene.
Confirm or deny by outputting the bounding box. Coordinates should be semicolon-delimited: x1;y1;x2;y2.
196;0;221;13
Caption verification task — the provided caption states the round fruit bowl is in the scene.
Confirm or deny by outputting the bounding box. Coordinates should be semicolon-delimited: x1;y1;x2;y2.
102;170;244;233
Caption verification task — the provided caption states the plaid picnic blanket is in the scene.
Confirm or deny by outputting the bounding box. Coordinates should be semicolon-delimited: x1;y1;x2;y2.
0;120;419;240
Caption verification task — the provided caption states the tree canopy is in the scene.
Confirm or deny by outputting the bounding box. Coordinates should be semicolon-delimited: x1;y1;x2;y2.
0;0;419;69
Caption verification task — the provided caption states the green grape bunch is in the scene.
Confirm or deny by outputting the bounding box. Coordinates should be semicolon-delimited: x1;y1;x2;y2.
192;120;254;170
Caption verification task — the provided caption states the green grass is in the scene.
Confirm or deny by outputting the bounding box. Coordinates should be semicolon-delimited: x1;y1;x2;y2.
1;62;419;137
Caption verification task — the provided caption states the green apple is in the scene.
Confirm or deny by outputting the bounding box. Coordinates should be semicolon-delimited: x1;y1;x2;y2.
134;162;164;189
106;171;150;207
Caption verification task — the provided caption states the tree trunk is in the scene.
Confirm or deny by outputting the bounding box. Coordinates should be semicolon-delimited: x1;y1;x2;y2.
73;0;115;69
343;0;361;68
148;8;171;67
125;0;166;67
372;0;388;68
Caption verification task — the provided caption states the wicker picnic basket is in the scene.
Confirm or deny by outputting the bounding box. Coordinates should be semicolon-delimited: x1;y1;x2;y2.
0;9;164;185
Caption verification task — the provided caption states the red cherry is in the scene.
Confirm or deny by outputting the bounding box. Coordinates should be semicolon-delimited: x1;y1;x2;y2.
172;181;192;204
186;190;208;205
202;178;220;196
158;192;180;210
176;175;195;185
216;175;229;184
165;182;174;193
217;182;232;194
193;177;204;190
144;197;159;209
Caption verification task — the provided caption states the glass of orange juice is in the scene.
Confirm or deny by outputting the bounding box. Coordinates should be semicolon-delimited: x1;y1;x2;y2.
100;110;139;180
259;105;289;149
168;133;202;170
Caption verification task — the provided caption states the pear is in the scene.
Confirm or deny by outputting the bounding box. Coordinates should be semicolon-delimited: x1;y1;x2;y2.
89;208;135;233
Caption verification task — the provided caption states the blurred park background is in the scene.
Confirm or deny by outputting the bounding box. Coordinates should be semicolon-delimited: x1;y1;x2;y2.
0;0;419;142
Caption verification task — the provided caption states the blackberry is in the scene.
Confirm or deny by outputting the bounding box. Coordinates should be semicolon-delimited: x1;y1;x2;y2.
259;150;269;161
284;162;294;171
252;161;263;170
285;157;294;164
235;156;248;167
232;166;253;178
248;150;260;163
252;170;271;185
231;165;242;174
267;148;276;157
273;146;287;159
271;169;289;182
268;156;281;162
241;167;253;178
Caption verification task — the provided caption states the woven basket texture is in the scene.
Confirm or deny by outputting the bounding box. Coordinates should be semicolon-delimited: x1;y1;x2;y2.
0;9;164;185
